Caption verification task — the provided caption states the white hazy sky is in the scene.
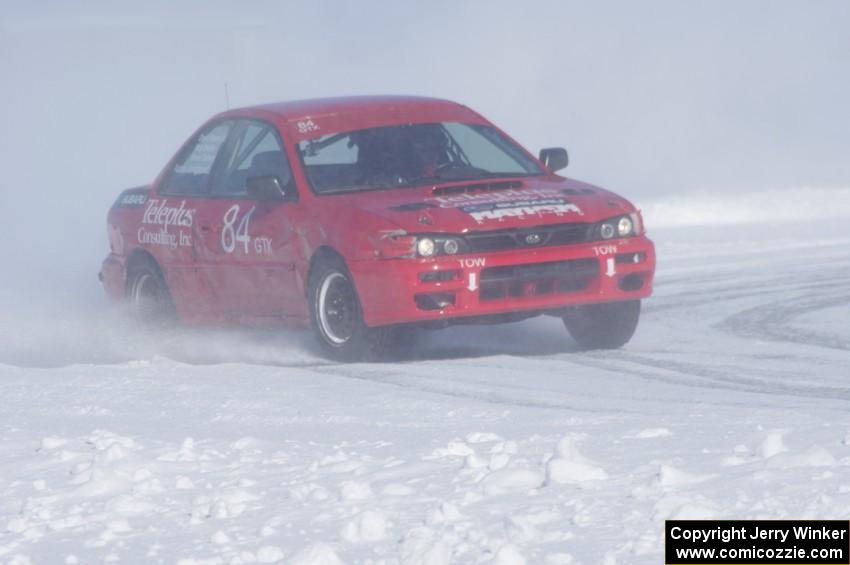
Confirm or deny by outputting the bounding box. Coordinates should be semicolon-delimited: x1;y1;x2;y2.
0;0;848;296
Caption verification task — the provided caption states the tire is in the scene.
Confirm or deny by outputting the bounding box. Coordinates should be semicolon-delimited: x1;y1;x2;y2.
307;256;395;362
126;258;176;327
563;299;641;350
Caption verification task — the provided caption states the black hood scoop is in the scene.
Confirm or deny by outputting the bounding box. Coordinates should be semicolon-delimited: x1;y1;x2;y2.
431;180;523;197
389;202;438;212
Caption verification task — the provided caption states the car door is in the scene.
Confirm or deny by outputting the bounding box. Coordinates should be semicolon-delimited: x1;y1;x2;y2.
192;119;302;321
151;120;235;320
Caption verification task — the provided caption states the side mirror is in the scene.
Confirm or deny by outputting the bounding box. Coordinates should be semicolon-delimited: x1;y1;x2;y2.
246;175;288;202
539;147;569;173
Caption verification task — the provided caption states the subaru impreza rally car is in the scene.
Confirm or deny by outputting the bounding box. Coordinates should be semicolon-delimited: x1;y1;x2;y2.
101;96;656;360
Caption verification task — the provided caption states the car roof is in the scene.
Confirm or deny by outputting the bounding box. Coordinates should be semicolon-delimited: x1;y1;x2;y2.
249;95;463;119
224;95;489;141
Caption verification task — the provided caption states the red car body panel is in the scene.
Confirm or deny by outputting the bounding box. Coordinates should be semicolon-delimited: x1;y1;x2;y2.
102;96;656;329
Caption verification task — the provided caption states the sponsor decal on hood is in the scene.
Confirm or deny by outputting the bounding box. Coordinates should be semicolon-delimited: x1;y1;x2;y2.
425;188;583;224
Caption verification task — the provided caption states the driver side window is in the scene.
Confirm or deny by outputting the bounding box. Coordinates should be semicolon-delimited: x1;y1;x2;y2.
213;121;294;197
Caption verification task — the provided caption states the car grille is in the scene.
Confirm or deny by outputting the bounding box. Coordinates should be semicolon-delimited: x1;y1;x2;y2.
479;258;598;301
463;223;591;253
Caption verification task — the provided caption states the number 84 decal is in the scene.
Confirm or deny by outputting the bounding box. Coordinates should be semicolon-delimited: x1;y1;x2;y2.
221;204;273;255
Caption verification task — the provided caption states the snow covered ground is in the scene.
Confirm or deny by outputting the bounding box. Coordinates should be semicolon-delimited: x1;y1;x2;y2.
1;211;849;564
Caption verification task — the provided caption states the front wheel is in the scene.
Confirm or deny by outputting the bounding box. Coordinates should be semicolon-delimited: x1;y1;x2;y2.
308;257;397;362
563;300;641;350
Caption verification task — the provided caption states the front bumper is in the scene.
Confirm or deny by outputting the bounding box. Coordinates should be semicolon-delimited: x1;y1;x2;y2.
349;235;656;327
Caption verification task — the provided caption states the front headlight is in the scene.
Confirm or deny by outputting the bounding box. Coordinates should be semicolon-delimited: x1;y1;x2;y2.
443;238;460;255
415;236;466;257
370;232;467;259
417;237;436;257
595;214;640;240
629;212;642;236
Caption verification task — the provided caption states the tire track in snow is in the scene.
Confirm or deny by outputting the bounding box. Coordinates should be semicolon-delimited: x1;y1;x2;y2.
564;351;850;405
718;291;850;351
308;363;634;414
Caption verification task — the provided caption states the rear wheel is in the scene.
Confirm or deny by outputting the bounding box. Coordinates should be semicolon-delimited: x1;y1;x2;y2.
563;300;641;350
308;257;398;362
126;258;175;326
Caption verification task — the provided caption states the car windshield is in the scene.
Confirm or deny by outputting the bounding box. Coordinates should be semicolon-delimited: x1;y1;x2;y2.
297;122;546;194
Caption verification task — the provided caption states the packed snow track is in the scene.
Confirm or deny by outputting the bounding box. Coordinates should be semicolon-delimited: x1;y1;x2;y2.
1;219;849;564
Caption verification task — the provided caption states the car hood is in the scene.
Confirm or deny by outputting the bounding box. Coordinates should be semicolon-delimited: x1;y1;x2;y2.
327;176;637;234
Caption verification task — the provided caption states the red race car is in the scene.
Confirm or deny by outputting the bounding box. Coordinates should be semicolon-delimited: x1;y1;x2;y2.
101;96;655;360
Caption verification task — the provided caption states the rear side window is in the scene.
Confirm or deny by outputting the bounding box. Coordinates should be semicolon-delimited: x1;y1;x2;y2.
214;121;293;196
161;121;233;195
